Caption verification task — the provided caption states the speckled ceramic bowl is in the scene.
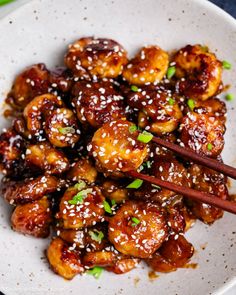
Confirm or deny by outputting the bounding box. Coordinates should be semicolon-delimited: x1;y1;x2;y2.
0;0;236;294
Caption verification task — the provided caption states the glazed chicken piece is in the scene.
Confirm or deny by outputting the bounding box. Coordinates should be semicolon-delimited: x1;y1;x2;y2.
2;175;59;204
102;179;129;203
47;237;84;280
59;224;107;251
65;37;128;79
83;248;140;275
133;154;190;204
123;46;169;85
67;157;98;184
127;86;182;134
90;119;148;173
179;112;225;157
11;196;52;238
146;234;194;272
23;93;64;138
71;80;127;129
108;201;168;258
187;164;229;224
57;184;105;229
6;64;50;110
25;142;70;175
174;44;222;100
0;128;26;177
188;97;227;125
44;107;80;147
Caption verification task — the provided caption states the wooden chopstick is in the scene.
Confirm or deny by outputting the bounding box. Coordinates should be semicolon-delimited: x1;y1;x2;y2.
152;136;236;180
128;170;236;215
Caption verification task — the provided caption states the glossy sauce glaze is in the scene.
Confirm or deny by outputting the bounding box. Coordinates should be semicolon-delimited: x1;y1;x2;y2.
0;38;230;280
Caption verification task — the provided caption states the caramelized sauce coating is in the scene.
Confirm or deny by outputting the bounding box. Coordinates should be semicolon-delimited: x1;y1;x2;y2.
67;158;98;184
108;201;168;258
90;120;148;172
102;180;128;203
82;251;116;268
174;45;222;100
58;185;105;229
44;108;80;147
180;112;225;157
123;46;169;85
58;224;107;251
146;252;177;273
23;94;63;137
71;80;126;129
127;87;182;134
106;257;140;274
25;142;70;175
6;64;50;109
0;128;26;176
11;196;52;238
47;237;84;280
159;235;194;268
65;37;128;79
0;38;229;279
187;164;228;224
2;175;59;204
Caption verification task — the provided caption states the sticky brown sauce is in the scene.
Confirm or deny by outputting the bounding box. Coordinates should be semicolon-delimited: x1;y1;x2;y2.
148;270;160;281
184;263;198;269
229;194;236;202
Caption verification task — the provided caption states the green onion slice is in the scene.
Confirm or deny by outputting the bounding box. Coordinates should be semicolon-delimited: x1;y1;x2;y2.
87;266;103;279
59;127;75;134
187;99;195;111
222;60;232;70
167;66;176;79
131;217;141;226
68;188;93;205
226;93;234;101
137;131;153;143
126;179;143;189
103;200;112;214
207;143;213;151
131;85;139;92
129;125;138;133
88;230;104;243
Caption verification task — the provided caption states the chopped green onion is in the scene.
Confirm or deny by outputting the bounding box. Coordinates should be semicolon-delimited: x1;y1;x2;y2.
88;230;104;243
226;93;234;101
168;98;175;105
131;85;139;92
167;66;176;79
145;161;152;169
151;184;161;190
222;60;232;70
74;180;86;190
137;131;153;143
103;200;112;214
207;143;213;151
129;125;137;133
111;199;116;206
87;266;103;279
187;99;195;111
0;0;15;6
126;179;143;189
68;188;93;205
131;217;141;226
58;126;75;134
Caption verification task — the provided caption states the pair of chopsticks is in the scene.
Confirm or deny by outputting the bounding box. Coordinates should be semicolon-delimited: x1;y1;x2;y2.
128;136;236;215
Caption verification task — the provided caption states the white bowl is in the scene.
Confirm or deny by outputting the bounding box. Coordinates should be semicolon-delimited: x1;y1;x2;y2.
0;0;236;294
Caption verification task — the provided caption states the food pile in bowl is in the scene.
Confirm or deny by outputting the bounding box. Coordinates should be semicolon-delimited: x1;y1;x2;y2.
0;37;230;279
